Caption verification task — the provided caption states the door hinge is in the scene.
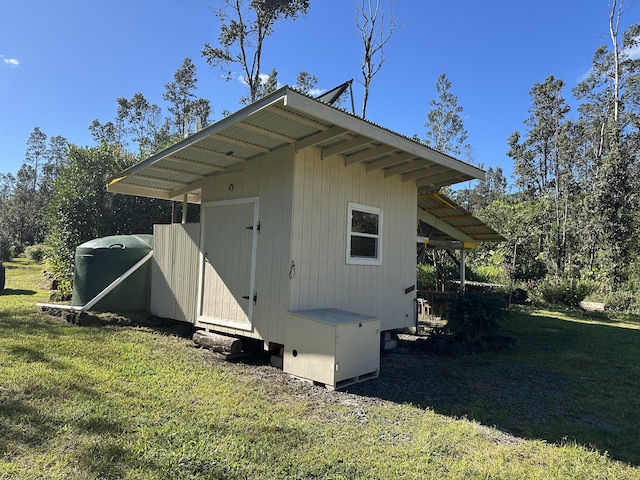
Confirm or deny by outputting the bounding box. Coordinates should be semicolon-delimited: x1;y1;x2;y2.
242;293;258;305
246;221;260;233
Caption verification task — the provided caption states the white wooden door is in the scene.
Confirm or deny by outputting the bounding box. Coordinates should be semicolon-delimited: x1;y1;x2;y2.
197;198;258;331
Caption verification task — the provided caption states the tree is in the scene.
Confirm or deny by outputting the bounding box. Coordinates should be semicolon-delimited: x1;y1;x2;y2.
424;73;471;159
0;173;14;259
45;144;171;285
508;75;571;199
0;129;69;251
202;0;309;104
294;71;318;94
116;92;168;157
572;2;640;291
463;166;507;211
240;67;279;104
355;0;399;119
477;197;547;282
24;127;48;191
507;76;578;280
163;58;211;138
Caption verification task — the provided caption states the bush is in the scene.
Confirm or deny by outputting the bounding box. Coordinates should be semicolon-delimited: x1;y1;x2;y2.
446;290;508;342
24;244;49;262
605;290;639;313
532;279;593;307
9;244;23;258
417;263;436;289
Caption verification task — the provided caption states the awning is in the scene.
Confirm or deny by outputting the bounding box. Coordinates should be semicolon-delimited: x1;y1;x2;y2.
107;86;485;203
417;192;504;248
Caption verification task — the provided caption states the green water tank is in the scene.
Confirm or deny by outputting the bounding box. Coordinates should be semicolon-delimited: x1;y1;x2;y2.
71;234;153;312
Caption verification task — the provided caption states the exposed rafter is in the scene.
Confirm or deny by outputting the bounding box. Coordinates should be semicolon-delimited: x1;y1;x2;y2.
344;144;397;166
148;165;205;178
417;208;476;244
166;155;226;171
270;106;329;130
134;174;189;187
295;126;348;151
401;165;450;183
210;134;270;153
189;144;246;162
235;121;296;143
365;152;416;172
321;136;374;159
416;170;471;188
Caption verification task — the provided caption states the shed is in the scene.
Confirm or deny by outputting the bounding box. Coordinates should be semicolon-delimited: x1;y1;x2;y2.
107;86;490;387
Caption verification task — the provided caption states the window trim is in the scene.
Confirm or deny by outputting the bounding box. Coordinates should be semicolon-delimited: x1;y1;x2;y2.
346;202;383;266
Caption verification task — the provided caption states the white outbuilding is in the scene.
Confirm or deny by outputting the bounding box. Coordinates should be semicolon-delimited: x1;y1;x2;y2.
107;86;490;388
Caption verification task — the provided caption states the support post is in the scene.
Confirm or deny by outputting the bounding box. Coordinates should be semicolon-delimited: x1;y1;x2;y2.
182;194;188;224
460;248;466;292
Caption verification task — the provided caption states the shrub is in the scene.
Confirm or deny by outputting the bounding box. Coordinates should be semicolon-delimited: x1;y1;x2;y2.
446;290;508;342
9;244;23;258
24;244;49;262
605;290;639;313
417;263;436;289
532;279;593;307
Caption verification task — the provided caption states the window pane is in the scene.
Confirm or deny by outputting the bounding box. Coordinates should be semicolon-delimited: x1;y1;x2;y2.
351;236;377;258
352;210;379;235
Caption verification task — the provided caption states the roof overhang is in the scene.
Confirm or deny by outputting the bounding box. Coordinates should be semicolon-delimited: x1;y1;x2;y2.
417;192;505;248
107;86;485;202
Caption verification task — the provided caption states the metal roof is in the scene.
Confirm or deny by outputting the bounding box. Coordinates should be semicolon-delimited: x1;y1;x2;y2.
107;86;485;202
417;192;505;247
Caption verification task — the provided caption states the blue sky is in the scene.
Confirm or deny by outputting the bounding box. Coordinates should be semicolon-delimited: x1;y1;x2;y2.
1;0;637;184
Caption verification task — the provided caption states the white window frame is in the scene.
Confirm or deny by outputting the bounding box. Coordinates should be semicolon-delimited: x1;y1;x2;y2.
346;202;383;266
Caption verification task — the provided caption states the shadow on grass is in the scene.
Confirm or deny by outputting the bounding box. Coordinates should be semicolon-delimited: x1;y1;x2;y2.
0;312;69;337
347;309;640;466
0;381;131;471
0;289;37;296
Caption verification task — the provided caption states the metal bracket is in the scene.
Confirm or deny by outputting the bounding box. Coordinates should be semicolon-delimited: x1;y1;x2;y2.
246;221;261;233
242;293;258;305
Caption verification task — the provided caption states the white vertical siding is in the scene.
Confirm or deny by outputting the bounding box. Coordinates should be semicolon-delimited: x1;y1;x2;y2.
151;223;201;323
198;145;294;344
289;148;417;332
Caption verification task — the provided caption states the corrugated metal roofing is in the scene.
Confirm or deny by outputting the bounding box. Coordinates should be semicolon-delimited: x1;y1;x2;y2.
107;86;503;245
107;86;484;202
417;192;505;246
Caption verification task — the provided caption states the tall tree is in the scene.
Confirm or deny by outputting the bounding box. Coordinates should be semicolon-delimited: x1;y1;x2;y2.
509;75;570;198
89;118;127;149
464;166;507;211
355;0;399;119
424;73;471;159
24;127;48;192
116;92;168;157
572;2;640;290
163;58;211;138
508;75;575;279
202;0;309;104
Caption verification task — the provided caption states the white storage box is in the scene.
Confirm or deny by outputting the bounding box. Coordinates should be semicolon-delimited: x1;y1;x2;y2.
284;308;380;389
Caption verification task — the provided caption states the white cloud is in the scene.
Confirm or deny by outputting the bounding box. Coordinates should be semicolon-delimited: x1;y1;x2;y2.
308;88;325;97
625;40;640;60
236;72;281;89
1;55;20;67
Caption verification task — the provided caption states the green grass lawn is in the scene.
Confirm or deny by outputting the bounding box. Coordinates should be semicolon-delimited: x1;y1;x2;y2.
1;259;639;479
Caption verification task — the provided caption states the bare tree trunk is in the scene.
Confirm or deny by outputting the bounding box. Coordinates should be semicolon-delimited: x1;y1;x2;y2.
609;0;623;124
355;0;399;119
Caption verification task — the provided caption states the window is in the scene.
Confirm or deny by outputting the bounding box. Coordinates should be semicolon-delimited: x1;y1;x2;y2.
347;202;382;265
